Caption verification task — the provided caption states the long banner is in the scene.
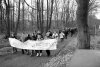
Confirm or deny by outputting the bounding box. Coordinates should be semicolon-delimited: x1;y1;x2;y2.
9;38;58;50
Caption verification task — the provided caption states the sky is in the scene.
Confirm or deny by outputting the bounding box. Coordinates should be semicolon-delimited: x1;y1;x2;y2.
24;0;100;19
94;0;100;19
4;0;100;19
95;9;100;19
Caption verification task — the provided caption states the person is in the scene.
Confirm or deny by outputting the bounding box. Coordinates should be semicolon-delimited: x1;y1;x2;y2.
46;50;51;57
45;31;52;56
46;30;52;38
70;28;76;37
59;31;65;42
10;33;18;53
52;31;58;38
20;33;26;54
64;28;69;39
30;33;37;56
22;34;32;55
37;30;41;35
20;33;25;42
36;34;43;57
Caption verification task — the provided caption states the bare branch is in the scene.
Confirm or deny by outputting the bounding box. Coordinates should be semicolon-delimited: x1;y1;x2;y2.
24;0;46;11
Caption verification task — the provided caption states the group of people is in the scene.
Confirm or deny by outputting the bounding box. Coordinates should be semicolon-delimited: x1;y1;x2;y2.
10;30;58;57
61;27;78;39
10;27;77;57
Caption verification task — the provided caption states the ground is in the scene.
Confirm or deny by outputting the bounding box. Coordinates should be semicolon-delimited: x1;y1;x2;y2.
0;35;99;67
0;34;75;67
0;53;51;67
69;50;100;67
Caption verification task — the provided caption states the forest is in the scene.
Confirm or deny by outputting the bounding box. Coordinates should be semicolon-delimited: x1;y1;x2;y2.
0;0;100;48
1;0;100;67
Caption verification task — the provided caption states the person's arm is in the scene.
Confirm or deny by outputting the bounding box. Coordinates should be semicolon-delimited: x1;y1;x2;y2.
24;37;27;42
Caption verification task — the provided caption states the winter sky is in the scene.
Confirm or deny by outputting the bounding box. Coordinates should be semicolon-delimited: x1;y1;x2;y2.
24;0;100;19
8;0;100;19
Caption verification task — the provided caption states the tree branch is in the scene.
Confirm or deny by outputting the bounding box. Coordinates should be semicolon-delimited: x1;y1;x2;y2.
24;0;46;11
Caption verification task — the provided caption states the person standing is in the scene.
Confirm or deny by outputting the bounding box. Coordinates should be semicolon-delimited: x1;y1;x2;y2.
10;33;18;53
52;31;58;38
30;33;37;56
45;31;52;56
36;34;43;57
22;34;32;55
20;33;26;54
59;31;65;42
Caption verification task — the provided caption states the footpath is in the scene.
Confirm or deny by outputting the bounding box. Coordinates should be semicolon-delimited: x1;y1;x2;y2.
0;37;77;67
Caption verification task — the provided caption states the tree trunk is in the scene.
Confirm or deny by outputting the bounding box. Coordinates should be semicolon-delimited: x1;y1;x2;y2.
10;9;13;32
37;0;39;30
31;0;34;31
14;0;20;35
54;0;59;29
0;5;3;33
12;0;15;32
22;0;25;32
46;0;49;32
65;0;70;27
41;0;44;33
48;0;54;30
38;0;41;31
76;0;90;49
4;0;10;37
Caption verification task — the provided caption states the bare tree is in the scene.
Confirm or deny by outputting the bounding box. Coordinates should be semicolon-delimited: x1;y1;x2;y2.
4;0;11;37
31;0;34;30
22;0;25;32
41;0;44;33
0;0;3;33
46;0;49;32
46;0;54;31
89;0;100;15
36;0;44;33
53;0;59;29
48;0;54;29
12;0;15;32
60;0;70;28
37;0;39;30
14;0;21;35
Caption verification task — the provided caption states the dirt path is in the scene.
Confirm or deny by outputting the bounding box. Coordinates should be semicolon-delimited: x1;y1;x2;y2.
0;37;73;67
0;53;51;67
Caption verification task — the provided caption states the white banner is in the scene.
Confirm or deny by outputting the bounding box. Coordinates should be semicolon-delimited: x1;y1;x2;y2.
9;38;58;50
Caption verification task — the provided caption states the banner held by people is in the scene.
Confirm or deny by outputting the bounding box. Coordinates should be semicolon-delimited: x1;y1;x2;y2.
9;38;58;50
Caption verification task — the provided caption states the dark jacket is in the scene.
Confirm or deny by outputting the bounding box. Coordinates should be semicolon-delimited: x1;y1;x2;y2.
32;35;37;40
11;35;17;39
24;35;32;41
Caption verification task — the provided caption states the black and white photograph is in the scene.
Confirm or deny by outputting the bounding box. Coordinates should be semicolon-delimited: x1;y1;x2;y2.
0;0;100;67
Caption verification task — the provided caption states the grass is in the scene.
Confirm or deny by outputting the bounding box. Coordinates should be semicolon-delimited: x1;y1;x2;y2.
43;37;77;67
90;35;100;49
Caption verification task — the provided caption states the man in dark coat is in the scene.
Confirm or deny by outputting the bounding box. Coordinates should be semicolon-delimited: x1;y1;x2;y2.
22;34;32;55
10;33;18;53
